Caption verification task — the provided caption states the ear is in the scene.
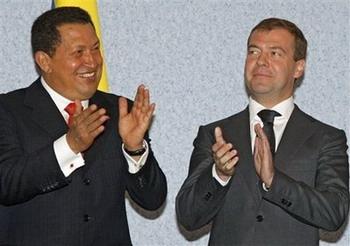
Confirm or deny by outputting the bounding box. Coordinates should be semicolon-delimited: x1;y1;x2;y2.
293;59;305;80
34;51;52;73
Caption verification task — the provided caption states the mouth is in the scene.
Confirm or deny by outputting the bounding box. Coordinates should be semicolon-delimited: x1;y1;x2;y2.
77;71;99;82
78;71;95;78
253;72;272;78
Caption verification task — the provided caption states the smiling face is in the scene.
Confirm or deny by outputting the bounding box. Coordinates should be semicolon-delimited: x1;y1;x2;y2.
35;23;102;100
244;28;305;107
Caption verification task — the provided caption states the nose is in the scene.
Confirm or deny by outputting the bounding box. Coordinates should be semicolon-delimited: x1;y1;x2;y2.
257;52;269;66
83;50;100;68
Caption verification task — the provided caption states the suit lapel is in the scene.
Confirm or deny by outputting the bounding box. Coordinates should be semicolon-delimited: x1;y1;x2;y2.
223;108;261;205
222;105;316;205
24;79;67;139
83;92;120;163
274;105;316;170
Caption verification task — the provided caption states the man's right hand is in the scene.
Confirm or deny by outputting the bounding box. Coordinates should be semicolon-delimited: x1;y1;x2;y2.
212;127;239;182
66;100;110;154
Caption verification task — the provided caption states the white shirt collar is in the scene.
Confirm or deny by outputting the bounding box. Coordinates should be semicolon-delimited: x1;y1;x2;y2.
249;96;294;124
40;77;89;114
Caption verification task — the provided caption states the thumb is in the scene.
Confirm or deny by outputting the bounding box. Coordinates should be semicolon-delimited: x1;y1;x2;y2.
119;97;128;119
74;99;82;115
214;127;225;144
254;123;267;141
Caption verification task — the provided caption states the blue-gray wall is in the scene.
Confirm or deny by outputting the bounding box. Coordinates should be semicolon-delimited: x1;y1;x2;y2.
0;1;349;245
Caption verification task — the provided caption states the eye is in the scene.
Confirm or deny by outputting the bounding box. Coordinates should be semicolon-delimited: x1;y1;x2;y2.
248;47;260;56
91;44;100;54
74;49;84;57
271;50;282;57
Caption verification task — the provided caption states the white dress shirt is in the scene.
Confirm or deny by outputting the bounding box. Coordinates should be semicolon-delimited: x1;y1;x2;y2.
213;96;294;186
249;97;294;154
41;78;148;177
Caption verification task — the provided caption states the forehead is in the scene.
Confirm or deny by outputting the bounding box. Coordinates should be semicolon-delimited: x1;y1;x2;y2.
57;23;98;44
248;28;295;50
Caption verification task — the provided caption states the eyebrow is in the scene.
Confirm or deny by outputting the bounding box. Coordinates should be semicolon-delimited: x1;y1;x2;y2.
247;44;287;54
269;46;287;54
247;44;259;49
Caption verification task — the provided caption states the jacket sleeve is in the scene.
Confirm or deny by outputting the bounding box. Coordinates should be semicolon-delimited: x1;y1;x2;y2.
0;101;69;206
262;128;349;231
176;125;231;230
125;138;167;211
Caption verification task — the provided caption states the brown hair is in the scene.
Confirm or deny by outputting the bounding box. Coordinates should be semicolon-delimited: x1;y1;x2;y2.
31;7;94;57
248;18;307;61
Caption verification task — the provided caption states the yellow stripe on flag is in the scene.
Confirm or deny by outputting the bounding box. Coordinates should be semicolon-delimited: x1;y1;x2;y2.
54;0;109;92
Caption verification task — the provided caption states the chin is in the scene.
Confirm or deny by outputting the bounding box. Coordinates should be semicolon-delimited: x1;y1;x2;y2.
76;88;97;100
253;78;274;88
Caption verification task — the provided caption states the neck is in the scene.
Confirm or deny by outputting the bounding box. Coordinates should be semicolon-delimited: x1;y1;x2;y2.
252;94;292;108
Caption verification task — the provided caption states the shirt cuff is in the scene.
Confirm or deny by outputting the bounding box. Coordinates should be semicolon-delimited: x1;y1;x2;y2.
122;140;149;174
54;134;85;177
212;164;231;186
262;182;270;191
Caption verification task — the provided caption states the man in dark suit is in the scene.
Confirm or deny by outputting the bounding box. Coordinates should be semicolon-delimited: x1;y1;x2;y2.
0;7;167;245
176;18;349;245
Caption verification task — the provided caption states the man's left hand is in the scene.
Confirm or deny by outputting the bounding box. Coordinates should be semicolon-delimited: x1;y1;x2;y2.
254;123;274;188
118;85;155;151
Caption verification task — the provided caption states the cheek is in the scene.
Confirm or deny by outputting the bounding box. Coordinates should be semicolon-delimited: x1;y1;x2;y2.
244;60;254;77
273;61;292;75
62;58;83;72
70;61;82;71
96;56;103;68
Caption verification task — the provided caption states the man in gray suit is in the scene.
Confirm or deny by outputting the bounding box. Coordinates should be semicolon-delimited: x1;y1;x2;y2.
176;18;349;245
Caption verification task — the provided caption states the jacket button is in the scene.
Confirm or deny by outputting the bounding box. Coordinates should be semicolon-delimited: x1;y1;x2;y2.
138;176;145;188
256;215;264;222
204;192;212;201
83;178;91;185
84;214;91;222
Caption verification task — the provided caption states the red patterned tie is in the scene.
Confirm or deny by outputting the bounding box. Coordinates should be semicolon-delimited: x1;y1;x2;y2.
64;102;76;126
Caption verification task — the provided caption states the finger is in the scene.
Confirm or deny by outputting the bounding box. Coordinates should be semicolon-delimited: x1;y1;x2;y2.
253;136;261;163
254;124;271;152
215;155;238;176
74;99;83;115
73;104;98;125
212;140;226;153
119;97;128;118
212;142;221;153
88;125;106;139
224;156;239;170
216;143;233;159
86;115;110;133
134;85;145;110
214;127;225;145
84;107;107;126
254;123;267;142
143;86;150;108
220;149;238;164
143;103;155;122
253;130;261;154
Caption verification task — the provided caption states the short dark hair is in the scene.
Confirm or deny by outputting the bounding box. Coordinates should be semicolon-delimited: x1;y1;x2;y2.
31;7;94;57
247;18;307;61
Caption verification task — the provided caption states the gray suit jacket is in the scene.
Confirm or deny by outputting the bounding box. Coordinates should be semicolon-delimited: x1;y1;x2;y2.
176;106;349;246
0;79;167;245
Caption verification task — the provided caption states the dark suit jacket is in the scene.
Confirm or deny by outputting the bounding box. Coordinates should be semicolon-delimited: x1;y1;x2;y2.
0;78;167;246
176;106;349;246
